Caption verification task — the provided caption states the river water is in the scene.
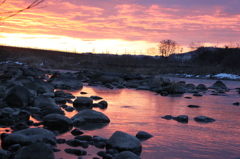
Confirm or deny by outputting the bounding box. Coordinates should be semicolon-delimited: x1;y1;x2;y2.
55;78;240;159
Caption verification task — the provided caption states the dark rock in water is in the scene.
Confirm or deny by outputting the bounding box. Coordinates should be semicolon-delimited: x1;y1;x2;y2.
95;141;106;149
185;83;196;91
90;95;103;100
73;97;93;108
162;83;186;94
232;102;240;106
0;149;11;159
1;128;56;150
97;151;106;157
64;148;87;156
135;131;153;140
114;151;140;159
72;118;86;127
74;135;92;141
71;129;84;136
43;113;73;133
196;84;208;91
188;105;200;108
80;92;87;94
98;100;108;109
14;142;54;159
184;96;192;99
172;115;189;123
3;85;31;108
64;106;75;112
56;138;66;144
66;139;88;148
106;131;142;156
209;80;229;91
91;136;108;143
72;109;110;123
193;93;202;97
53;97;67;104
160;91;168;96
161;115;173;120
106;148;119;156
194;116;216;123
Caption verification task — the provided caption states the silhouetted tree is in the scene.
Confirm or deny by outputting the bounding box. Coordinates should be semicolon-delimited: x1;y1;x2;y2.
158;39;178;57
0;0;44;20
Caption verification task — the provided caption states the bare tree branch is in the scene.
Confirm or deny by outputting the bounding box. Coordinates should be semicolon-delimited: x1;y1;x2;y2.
0;0;45;20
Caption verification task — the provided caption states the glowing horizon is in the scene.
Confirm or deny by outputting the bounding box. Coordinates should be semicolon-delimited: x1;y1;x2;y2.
0;0;240;55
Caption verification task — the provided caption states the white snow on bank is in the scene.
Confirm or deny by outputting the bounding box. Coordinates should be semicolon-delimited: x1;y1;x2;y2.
213;73;240;79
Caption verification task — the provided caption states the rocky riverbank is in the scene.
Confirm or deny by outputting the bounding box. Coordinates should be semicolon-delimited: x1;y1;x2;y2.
0;65;238;159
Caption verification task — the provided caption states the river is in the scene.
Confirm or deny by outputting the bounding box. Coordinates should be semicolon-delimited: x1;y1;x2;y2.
54;78;240;159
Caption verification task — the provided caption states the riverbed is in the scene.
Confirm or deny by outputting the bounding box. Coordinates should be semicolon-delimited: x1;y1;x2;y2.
53;78;240;159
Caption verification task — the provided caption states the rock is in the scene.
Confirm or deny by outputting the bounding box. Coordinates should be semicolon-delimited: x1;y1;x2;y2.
71;129;84;136
185;83;196;91
162;83;186;94
14;142;54;159
65;106;75;112
209;80;229;91
66;139;88;148
194;116;216;123
73;97;93;108
161;115;173;120
0;150;11;159
135;131;153;140
43;113;73;133
72;118;86;127
173;115;188;123
232;102;240;106
49;75;83;90
24;78;54;93
188;105;200;108
136;86;150;90
74;135;92;141
1;128;56;150
193;93;202;97
72;109;110;123
106;131;142;156
3;85;31;108
196;84;207;91
56;138;66;144
113;151;140;159
90;96;103;100
32;97;64;117
64;148;87;156
98;100;108;109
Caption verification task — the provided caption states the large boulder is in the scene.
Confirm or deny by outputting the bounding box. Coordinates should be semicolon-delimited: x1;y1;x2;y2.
3;85;31;108
209;81;229;91
0;150;11;159
14;142;54;159
71;109;110;123
24;78;54;93
106;131;142;156
32;97;64;117
1;128;57;150
43;113;73;133
73;97;93;108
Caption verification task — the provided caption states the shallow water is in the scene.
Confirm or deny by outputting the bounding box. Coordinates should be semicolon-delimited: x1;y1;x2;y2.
55;79;240;159
1;78;240;159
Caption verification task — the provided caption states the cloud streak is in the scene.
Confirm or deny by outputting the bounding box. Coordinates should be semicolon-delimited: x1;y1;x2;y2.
1;0;240;53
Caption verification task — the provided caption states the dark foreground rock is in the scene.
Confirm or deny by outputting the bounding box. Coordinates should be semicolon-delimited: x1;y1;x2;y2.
43;113;73;133
106;131;142;156
14;142;55;159
1;128;56;150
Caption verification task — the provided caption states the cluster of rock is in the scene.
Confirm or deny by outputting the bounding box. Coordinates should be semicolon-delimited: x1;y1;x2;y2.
0;66;155;158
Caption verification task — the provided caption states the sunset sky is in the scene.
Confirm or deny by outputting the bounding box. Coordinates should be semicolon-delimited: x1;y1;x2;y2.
0;0;240;55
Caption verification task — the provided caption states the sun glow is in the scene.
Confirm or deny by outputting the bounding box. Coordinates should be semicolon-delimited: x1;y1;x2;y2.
0;33;159;55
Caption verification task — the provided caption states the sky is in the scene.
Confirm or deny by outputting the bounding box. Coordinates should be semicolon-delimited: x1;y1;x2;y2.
0;0;240;55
